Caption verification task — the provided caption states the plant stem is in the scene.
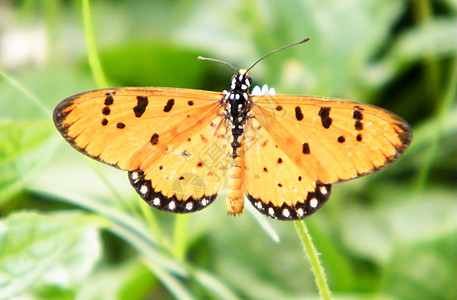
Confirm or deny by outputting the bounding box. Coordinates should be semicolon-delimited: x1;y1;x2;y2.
0;70;50;116
294;220;332;300
414;58;457;193
173;214;189;260
412;0;439;99
82;0;108;88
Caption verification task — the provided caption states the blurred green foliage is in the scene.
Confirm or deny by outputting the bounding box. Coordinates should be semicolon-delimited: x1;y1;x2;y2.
0;0;456;299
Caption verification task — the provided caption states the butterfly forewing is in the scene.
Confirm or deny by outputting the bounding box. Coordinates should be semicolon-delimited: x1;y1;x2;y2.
54;88;224;170
251;95;412;184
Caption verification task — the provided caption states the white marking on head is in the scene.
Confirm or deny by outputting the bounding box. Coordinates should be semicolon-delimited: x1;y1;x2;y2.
310;198;318;208
140;185;148;195
252;85;276;96
168;201;176;210
235;94;240;100
185;202;193;210
152;197;160;206
241;84;248;90
252;86;261;95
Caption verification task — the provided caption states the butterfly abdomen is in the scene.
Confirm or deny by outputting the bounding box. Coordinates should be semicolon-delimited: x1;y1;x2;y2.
226;152;245;215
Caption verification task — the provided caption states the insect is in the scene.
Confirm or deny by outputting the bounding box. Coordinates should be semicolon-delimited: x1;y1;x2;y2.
53;38;412;220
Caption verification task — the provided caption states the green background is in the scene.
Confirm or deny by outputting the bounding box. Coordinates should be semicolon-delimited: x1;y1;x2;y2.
1;0;456;299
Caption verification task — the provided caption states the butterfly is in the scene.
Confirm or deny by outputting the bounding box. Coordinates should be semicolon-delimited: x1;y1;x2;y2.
53;38;412;221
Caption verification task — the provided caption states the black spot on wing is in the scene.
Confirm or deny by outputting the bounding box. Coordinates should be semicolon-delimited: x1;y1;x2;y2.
295;106;304;121
104;95;114;106
102;107;111;116
318;107;332;129
353;110;363;120
302;143;310;154
164;99;175;112
150;133;159;145
134;96;148;117
355;121;363;131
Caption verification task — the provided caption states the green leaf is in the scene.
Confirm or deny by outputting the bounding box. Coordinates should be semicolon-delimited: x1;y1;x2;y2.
0;120;57;204
340;186;457;264
101;42;207;88
371;18;457;86
0;211;104;298
381;233;457;299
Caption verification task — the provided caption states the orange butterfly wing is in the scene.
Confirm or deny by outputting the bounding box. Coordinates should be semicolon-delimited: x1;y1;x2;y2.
54;84;412;220
242;95;412;220
54;88;230;212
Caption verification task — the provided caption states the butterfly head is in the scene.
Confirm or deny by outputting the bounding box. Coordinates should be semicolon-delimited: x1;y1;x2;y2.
230;69;252;93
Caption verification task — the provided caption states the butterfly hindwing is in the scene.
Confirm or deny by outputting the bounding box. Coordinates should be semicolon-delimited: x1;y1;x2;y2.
129;114;231;213
243;117;331;220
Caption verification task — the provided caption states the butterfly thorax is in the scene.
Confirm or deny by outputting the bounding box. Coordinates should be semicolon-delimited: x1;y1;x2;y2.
223;71;253;158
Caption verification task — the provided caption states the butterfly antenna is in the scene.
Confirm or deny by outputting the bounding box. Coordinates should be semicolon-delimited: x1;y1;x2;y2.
246;37;310;73
198;56;238;72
